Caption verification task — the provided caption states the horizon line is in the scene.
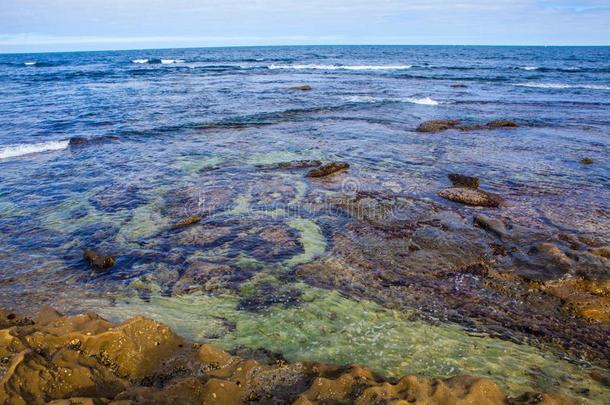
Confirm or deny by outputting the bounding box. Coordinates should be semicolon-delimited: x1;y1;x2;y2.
2;43;610;56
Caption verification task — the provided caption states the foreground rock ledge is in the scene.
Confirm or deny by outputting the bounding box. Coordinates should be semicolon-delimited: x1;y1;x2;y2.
0;308;574;405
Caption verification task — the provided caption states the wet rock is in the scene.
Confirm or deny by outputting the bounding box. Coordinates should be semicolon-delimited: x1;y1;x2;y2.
69;135;120;147
306;162;350;178
448;173;480;189
450;84;468;88
173;215;201;229
172;261;249;295
580;158;594;165
416;120;460;133
590;247;610;260
474;215;507;238
0;307;575;405
438;188;503;207
256;159;322;170
289;85;313;91
83;249;116;271
485;120;519;129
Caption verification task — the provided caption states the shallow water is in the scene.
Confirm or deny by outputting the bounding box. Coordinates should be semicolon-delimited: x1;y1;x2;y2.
1;46;609;402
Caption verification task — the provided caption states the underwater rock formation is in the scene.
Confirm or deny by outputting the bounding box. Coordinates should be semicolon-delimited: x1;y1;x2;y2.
417;120;519;133
448;173;480;189
0;308;576;405
289;85;313;91
83;249;116;271
438;187;504;207
306;162;350;178
173;215;202;229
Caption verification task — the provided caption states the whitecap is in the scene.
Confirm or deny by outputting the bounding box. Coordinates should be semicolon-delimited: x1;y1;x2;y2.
131;59;149;64
342;96;442;106
24;61;37;66
401;97;441;106
0;140;70;160
160;59;186;64
522;66;539;71
269;64;412;71
515;83;610;90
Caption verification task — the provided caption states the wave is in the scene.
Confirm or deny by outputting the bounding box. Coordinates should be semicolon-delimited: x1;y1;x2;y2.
522;66;539;71
268;64;412;71
160;59;186;64
24;61;37;66
131;59;149;64
342;96;442;106
0;140;70;160
515;83;610;91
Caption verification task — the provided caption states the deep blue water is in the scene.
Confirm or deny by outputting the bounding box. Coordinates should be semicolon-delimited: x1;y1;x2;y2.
0;46;609;400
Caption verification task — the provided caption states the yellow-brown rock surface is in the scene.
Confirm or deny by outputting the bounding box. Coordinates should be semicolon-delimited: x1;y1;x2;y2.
0;308;576;404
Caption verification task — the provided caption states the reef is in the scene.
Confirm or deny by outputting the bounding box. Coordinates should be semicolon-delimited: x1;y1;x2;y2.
0;307;576;405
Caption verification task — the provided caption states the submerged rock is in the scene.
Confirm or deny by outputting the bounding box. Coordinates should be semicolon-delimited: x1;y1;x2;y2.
289;85;313;91
485;120;519;129
83;249;116;271
416;120;460;133
0;307;577;405
581;158;594;165
448;173;480;189
173;215;202;229
256;159;322;170
451;83;468;88
474;215;507;238
306;162;350;178
438;187;504;207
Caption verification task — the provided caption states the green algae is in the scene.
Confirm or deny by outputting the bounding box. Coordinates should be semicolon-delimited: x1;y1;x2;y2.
246;151;311;166
92;284;609;403
116;197;168;244
285;218;326;267
174;155;225;174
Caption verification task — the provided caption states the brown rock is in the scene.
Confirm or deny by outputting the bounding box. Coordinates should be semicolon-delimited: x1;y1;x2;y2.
580;158;594;165
306;162;350;178
474;215;507;238
83;250;116;271
289;85;313;91
448;173;480;189
590;247;610;260
416;120;460;133
438;188;503;207
486;120;519;129
173;215;201;229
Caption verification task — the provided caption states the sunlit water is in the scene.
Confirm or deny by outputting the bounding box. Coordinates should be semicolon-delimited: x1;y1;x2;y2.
1;46;609;402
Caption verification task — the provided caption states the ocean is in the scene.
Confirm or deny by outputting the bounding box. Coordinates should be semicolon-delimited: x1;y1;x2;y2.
0;45;609;402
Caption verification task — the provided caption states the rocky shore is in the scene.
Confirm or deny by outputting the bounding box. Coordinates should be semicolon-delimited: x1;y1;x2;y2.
0;308;576;405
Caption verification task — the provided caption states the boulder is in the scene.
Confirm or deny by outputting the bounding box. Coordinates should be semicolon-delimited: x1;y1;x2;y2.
289;85;313;91
416;120;460;133
306;162;350;178
83;250;116;271
485;120;519;129
448;173;480;189
438;188;503;207
581;158;594;165
173;215;201;229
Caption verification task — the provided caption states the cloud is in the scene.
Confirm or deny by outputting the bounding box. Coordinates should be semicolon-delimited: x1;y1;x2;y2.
0;0;608;52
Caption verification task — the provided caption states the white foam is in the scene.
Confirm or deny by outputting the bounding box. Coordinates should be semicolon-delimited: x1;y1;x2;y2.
402;97;441;106
342;96;442;106
522;66;539;71
0;140;70;160
24;61;37;66
515;83;610;90
269;64;412;71
131;59;149;64
161;59;185;64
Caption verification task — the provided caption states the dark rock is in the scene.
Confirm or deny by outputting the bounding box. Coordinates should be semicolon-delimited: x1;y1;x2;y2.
474;215;507;238
438;188;503;207
173;215;202;229
485;120;519;129
416;120;460;133
69;135;120;147
590;247;610;260
448;173;480;189
306;162;349;178
580;158;594;165
84;249;116;271
288;85;312;91
256;160;322;171
450;84;468;88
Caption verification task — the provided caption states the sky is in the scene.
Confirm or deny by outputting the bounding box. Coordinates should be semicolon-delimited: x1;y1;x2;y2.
1;0;609;53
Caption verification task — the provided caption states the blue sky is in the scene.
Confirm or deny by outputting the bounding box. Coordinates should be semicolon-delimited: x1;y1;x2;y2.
1;0;609;53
